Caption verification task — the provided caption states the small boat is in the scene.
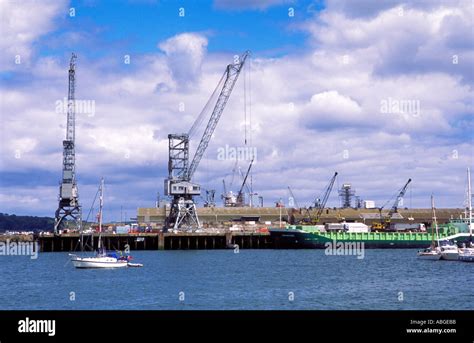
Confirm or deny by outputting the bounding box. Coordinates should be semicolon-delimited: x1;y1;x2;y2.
417;247;442;260
459;248;474;262
70;178;138;269
439;241;460;261
127;262;143;267
70;253;128;268
417;195;441;260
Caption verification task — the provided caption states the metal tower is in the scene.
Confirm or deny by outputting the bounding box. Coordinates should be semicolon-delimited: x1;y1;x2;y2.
339;183;355;208
54;53;81;234
164;51;249;231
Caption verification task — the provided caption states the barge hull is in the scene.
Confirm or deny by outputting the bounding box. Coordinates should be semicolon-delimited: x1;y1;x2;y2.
270;229;447;249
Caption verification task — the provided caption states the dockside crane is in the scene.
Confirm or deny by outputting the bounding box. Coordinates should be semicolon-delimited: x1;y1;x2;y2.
54;53;81;234
164;51;249;230
373;178;412;231
235;158;254;207
302;172;338;224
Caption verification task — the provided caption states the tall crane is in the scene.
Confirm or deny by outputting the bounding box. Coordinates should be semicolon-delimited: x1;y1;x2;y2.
54;53;81;234
236;158;254;207
374;178;412;231
302;172;338;224
164;51;249;230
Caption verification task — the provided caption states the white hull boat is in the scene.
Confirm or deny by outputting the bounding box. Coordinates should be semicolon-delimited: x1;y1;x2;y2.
459;169;474;263
439;244;460;261
458;248;474;262
70;178;143;269
418;196;442;261
441;251;460;261
417;249;441;260
70;254;128;268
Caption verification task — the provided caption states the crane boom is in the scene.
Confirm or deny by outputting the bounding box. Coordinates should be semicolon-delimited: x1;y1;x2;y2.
373;178;412;231
237;158;254;202
388;178;411;217
301;172;338;224
314;172;338;221
66;53;77;141
186;51;249;180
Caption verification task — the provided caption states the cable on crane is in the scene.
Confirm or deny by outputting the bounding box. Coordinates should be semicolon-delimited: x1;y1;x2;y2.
188;71;226;139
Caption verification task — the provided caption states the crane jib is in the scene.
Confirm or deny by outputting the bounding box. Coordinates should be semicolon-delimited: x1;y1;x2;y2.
185;52;249;181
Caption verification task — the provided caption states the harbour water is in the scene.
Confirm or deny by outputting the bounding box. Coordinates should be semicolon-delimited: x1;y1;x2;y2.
1;250;473;310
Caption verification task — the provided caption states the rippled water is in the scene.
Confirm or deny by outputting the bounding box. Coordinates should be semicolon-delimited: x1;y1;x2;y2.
1;249;472;310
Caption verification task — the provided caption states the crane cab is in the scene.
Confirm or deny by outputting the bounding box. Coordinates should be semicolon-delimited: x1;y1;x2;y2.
164;179;201;196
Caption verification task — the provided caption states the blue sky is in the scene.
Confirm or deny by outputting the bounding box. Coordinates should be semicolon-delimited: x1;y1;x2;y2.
0;0;473;222
40;0;318;58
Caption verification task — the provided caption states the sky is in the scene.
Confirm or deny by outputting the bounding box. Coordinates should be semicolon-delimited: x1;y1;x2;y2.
0;0;473;222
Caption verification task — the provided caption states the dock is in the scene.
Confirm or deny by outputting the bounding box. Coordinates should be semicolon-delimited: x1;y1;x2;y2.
36;232;273;252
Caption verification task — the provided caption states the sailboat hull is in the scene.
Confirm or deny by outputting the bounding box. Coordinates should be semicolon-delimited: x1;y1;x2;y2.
71;256;128;268
459;255;474;262
417;253;442;260
458;248;474;262
440;252;460;261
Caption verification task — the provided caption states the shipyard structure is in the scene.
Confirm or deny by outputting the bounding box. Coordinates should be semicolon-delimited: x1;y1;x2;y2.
31;51;472;253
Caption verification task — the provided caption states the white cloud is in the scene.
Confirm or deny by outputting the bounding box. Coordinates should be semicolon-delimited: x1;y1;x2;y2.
305;3;473;81
0;0;67;71
159;33;208;89
301;90;362;126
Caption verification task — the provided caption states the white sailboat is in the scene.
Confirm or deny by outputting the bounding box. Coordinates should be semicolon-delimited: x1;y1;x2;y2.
69;178;128;268
417;195;442;260
459;167;474;262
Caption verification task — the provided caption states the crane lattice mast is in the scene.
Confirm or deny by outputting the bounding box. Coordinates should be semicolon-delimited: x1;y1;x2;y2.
54;53;81;234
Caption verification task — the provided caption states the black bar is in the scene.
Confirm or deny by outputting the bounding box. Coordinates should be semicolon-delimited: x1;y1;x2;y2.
0;311;472;342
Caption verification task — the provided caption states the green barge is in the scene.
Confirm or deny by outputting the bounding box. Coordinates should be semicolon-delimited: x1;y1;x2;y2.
269;224;468;249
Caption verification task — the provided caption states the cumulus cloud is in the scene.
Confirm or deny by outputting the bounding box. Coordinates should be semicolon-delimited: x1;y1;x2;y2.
306;3;474;81
325;0;468;18
159;33;208;89
0;0;67;71
301;90;363;128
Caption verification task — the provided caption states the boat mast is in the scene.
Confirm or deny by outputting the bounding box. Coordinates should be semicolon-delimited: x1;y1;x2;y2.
98;178;104;250
468;168;472;236
431;195;439;248
434;200;440;248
